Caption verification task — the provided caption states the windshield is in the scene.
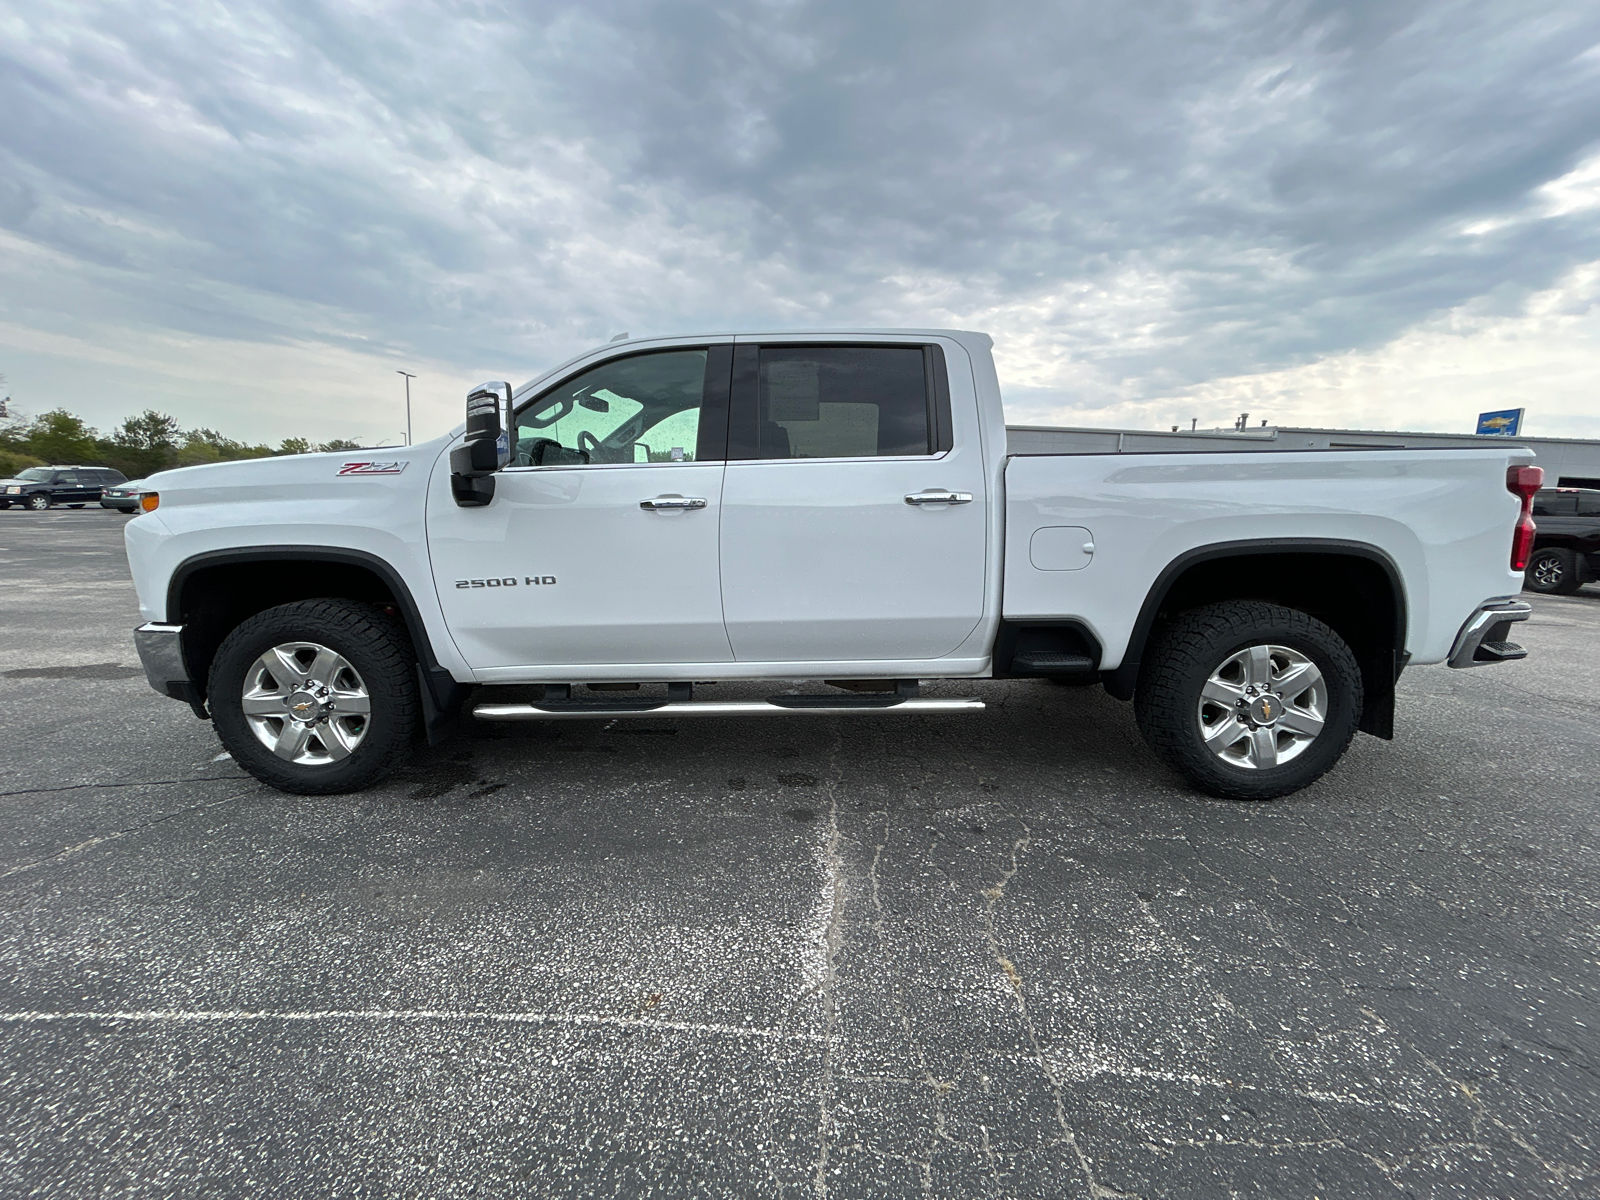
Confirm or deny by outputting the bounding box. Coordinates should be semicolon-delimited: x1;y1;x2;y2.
14;468;52;482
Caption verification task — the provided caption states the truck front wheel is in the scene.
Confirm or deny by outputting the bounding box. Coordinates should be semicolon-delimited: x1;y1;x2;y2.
1135;601;1362;801
208;599;419;794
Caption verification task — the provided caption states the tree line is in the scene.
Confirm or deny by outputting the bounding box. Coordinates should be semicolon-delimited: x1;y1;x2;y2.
0;407;370;481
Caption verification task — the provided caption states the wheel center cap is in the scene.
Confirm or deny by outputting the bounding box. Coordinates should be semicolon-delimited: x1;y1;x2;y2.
287;690;323;721
1249;694;1280;725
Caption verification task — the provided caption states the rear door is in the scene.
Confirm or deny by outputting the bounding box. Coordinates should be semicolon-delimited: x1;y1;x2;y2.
54;471;88;503
717;340;988;663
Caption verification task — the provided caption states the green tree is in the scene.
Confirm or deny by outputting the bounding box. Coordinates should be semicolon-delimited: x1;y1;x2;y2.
25;409;99;464
177;428;270;462
175;436;223;467
112;410;182;453
317;438;363;451
101;410;183;478
276;437;311;455
0;449;43;477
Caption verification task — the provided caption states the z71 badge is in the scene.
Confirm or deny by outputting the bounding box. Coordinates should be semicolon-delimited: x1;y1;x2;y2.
338;461;407;475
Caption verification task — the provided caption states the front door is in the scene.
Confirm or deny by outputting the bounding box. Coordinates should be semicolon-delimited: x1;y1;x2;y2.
428;345;734;673
717;341;989;663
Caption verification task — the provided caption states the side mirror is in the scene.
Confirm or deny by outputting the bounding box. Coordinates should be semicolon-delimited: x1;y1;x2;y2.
450;381;512;507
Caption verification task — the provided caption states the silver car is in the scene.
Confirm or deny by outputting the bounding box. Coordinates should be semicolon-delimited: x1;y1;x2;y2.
99;478;152;513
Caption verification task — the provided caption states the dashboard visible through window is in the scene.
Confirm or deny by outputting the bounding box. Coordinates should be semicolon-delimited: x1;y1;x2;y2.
513;349;712;468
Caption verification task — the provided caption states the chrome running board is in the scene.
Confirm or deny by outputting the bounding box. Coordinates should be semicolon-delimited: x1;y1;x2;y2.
472;697;986;721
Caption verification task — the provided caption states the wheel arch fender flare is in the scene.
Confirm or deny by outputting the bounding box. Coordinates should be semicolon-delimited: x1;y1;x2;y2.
165;546;466;728
1105;538;1408;738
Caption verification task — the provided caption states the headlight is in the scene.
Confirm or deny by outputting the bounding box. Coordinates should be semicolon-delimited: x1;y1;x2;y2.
4;486;18;494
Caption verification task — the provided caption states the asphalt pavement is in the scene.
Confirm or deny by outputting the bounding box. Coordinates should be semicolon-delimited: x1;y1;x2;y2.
1;508;1596;1198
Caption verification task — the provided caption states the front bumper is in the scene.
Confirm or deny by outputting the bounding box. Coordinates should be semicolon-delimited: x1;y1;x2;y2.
133;623;204;715
1447;599;1532;669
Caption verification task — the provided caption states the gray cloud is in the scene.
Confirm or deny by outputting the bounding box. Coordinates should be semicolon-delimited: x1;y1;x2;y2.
3;0;1600;411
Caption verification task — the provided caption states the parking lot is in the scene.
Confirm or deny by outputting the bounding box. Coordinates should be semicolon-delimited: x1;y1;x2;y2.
1;508;1596;1198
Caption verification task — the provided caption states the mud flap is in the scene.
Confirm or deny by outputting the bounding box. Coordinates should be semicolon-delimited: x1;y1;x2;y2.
417;664;470;745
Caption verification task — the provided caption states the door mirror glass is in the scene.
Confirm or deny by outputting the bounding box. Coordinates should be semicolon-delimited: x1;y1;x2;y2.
450;380;513;507
464;381;513;472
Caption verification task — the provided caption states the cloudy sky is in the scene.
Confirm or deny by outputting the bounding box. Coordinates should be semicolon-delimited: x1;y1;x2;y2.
4;0;1600;446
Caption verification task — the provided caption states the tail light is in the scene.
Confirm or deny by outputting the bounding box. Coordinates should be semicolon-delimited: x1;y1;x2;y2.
1506;465;1543;570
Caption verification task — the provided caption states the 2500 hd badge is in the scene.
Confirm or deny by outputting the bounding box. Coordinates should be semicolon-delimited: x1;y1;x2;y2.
455;576;557;588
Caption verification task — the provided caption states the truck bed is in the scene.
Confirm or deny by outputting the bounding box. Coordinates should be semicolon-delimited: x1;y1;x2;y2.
1001;444;1531;668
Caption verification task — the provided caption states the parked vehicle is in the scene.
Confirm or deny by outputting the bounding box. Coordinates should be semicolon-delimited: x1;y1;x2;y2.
1;466;127;510
1523;487;1600;595
100;478;153;513
124;330;1539;801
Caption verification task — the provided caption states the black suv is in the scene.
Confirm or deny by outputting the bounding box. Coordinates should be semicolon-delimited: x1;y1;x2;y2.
1525;487;1600;594
0;466;128;511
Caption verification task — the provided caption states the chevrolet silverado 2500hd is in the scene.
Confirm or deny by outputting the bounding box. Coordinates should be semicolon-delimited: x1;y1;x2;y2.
125;330;1540;800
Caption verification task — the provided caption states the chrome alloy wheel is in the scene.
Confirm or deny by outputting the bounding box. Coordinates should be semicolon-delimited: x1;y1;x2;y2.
241;641;372;766
1196;644;1327;770
1531;555;1564;589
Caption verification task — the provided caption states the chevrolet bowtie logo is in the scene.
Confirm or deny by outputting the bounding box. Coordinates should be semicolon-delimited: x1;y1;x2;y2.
1261;700;1273;719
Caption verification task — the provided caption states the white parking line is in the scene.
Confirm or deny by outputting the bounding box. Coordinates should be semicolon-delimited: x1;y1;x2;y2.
0;1008;823;1042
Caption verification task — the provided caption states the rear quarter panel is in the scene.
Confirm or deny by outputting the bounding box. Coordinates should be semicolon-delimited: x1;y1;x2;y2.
1003;449;1531;667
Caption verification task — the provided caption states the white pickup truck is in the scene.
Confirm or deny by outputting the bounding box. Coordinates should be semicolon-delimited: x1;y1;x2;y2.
125;329;1541;801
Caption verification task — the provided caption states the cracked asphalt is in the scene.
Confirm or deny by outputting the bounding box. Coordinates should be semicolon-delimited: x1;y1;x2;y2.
1;509;1597;1198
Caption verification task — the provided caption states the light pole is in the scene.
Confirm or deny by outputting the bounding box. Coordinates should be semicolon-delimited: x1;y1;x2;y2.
396;371;417;446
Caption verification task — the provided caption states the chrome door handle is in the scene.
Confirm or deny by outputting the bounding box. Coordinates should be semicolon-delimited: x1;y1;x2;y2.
904;490;973;505
640;495;708;511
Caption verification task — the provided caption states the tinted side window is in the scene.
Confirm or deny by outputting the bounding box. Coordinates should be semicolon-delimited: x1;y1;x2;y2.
1533;491;1578;516
735;346;932;460
1579;492;1600;516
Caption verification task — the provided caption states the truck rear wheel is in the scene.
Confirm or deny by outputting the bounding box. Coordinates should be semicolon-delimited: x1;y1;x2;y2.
208;599;419;795
1135;601;1362;801
1524;547;1582;595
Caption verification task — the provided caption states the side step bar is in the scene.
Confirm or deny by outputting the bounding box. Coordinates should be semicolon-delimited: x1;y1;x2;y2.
473;697;986;721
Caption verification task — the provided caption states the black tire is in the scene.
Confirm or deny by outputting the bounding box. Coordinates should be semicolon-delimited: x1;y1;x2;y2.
209;599;419;795
1135;601;1363;801
26;493;50;511
1524;547;1581;595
